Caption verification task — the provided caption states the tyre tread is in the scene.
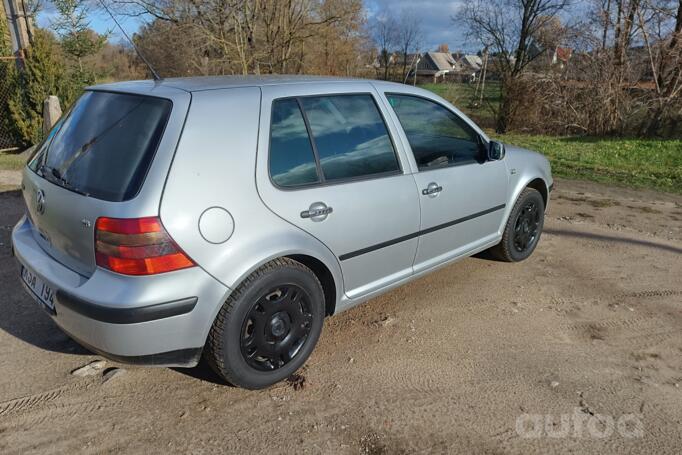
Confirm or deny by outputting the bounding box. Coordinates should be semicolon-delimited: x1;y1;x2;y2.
490;187;543;262
205;257;321;387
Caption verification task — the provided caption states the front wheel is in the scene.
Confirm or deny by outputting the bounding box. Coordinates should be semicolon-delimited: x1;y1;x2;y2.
489;187;545;262
205;258;325;389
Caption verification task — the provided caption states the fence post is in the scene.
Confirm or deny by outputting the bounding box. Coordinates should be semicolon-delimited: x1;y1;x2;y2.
42;96;62;137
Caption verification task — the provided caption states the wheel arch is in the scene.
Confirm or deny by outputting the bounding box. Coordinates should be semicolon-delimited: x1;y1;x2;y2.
499;174;551;236
287;254;337;316
215;246;344;321
526;177;548;208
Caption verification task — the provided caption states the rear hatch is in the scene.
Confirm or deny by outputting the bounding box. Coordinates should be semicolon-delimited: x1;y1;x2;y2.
22;90;174;277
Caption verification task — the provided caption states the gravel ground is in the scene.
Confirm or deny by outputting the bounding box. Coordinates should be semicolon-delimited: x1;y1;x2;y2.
0;178;680;454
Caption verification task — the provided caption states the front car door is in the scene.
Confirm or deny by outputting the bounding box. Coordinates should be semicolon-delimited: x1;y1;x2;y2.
381;91;509;272
256;83;421;300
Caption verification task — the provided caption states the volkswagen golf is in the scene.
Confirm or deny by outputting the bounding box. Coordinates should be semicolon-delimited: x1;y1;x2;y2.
12;76;552;389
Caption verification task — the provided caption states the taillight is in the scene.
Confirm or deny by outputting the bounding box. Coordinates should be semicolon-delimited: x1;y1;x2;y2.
95;216;194;275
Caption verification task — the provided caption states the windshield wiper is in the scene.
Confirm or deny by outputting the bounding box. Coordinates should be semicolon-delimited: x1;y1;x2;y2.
39;165;89;197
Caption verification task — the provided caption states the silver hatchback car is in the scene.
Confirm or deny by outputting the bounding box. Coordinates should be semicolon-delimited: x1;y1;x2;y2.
13;76;552;389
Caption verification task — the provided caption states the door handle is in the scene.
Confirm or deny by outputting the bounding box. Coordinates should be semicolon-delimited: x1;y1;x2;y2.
422;182;443;197
301;202;333;222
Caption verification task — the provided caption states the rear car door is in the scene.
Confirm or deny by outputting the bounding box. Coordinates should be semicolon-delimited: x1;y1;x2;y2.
256;84;420;299
383;93;508;272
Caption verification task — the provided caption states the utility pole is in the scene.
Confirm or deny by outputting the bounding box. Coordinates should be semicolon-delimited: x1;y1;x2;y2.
479;47;489;106
2;0;33;60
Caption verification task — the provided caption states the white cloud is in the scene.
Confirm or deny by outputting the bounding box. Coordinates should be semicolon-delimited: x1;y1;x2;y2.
365;0;475;51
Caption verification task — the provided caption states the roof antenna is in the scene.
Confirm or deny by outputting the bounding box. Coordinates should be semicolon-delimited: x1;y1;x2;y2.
96;0;161;81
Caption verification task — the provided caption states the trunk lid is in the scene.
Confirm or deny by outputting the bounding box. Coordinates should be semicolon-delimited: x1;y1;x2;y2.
22;90;175;277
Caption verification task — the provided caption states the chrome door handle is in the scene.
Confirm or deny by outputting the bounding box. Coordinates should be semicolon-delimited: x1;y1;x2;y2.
422;182;443;197
300;202;333;222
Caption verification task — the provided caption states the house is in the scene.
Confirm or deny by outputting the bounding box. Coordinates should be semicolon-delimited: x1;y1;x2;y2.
413;52;458;80
459;54;483;73
552;47;572;68
457;54;484;81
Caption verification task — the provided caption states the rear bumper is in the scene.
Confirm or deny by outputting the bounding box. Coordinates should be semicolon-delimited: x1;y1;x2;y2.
12;215;231;367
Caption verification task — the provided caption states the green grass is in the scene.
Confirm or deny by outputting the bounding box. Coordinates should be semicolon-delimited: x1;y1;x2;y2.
420;83;682;194
0;150;27;171
492;133;682;194
419;81;501;128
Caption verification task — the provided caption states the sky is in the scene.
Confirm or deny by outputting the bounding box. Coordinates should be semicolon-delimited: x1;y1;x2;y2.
37;0;472;51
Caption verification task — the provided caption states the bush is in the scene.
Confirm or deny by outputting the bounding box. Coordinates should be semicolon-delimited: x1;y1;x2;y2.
0;14;21;149
8;30;77;147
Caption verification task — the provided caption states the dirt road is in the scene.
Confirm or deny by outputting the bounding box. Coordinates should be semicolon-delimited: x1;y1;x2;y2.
0;179;680;454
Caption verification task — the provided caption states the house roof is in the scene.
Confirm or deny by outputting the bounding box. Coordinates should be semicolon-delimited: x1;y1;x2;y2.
460;55;483;71
426;52;456;71
555;47;573;63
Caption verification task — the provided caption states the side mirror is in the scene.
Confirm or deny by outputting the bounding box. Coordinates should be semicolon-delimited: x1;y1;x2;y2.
488;141;505;161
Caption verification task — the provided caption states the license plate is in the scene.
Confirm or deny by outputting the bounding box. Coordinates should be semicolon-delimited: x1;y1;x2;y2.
21;265;55;310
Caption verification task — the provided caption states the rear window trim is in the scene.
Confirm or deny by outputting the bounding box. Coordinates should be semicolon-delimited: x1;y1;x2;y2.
30;89;174;202
267;92;404;192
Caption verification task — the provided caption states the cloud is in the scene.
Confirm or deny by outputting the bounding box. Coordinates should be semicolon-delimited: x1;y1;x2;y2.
365;0;474;51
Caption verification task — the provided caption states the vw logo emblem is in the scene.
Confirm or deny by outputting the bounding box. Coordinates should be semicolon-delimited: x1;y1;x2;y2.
36;189;46;215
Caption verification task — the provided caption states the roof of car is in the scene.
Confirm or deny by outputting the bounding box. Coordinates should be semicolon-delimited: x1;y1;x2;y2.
91;75;375;93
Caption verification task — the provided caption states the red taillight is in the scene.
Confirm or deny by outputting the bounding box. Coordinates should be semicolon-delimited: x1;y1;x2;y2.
95;216;194;275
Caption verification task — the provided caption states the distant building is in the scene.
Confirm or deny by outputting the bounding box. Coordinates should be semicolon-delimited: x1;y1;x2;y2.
552;47;573;69
414;51;458;79
458;54;484;81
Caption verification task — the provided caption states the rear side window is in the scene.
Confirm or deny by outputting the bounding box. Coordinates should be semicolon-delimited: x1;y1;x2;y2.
386;94;483;169
299;95;399;181
269;99;320;187
34;91;171;201
268;94;399;187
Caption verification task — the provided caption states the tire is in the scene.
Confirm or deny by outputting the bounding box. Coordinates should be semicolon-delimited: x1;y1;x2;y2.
489;187;545;262
205;258;325;389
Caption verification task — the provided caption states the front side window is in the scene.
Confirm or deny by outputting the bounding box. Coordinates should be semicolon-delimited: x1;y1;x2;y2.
268;94;400;187
386;94;483;170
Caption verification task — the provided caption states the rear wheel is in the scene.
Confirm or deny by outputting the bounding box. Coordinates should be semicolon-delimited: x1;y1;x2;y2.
206;258;325;389
489;187;545;262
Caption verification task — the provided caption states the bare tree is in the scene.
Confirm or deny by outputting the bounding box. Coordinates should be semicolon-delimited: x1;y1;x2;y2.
372;10;398;80
456;0;571;132
108;0;363;75
397;10;422;80
639;0;682;134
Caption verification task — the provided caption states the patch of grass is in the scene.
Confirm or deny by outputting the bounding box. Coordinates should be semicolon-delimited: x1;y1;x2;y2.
0;150;27;171
493;133;682;194
419;83;681;194
419;81;500;128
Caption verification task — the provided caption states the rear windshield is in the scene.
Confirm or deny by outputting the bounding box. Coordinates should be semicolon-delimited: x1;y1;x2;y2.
30;91;171;201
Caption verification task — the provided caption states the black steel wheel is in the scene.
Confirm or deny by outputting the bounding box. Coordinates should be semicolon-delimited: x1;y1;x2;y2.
240;284;313;371
513;200;541;253
489;187;545;262
206;258;325;390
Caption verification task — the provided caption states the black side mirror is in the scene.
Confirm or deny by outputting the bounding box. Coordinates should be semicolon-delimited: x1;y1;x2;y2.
488;141;505;160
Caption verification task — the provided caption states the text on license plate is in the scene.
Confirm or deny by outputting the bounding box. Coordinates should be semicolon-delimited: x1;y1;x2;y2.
21;266;55;309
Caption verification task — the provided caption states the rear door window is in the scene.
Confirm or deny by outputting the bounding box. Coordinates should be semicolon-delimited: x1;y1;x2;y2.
269;98;320;187
268;94;400;187
33;91;171;201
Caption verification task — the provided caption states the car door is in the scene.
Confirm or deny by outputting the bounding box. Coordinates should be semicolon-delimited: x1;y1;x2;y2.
256;83;421;299
383;93;508;272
